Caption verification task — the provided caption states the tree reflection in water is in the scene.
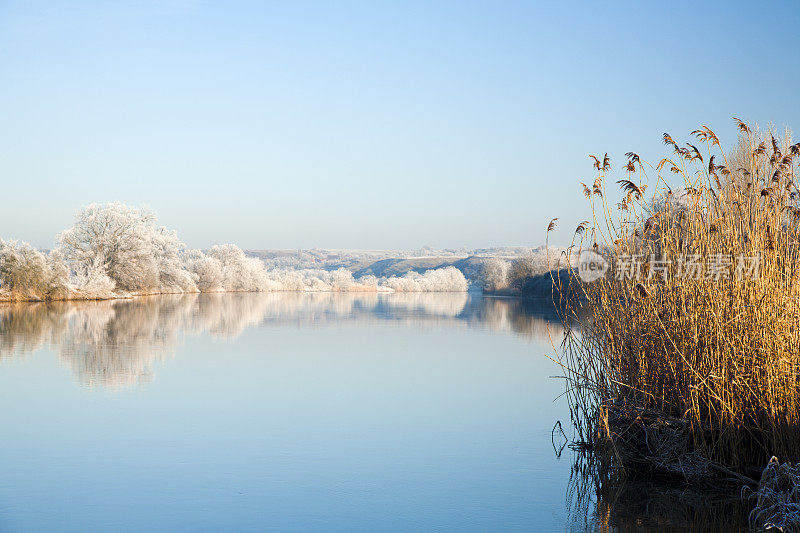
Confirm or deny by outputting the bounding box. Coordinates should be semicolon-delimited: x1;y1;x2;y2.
0;293;565;389
1;293;745;528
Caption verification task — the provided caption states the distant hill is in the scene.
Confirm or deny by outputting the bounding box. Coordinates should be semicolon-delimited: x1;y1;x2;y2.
245;246;568;287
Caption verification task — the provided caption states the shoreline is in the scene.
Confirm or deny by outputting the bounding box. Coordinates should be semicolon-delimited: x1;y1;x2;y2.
0;288;485;304
1;273;578;304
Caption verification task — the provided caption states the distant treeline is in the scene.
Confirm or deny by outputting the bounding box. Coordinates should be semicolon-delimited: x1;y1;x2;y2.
0;203;468;301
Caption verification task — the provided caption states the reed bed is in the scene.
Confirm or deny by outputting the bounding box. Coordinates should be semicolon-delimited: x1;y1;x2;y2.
557;119;800;482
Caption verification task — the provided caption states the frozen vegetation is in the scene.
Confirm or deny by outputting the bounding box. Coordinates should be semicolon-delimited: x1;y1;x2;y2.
0;202;570;301
0;203;505;301
248;245;571;294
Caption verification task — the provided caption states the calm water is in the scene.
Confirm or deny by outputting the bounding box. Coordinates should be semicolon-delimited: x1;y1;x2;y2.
0;293;584;531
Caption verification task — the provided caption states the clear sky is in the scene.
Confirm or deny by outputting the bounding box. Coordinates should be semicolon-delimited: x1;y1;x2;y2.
1;0;798;250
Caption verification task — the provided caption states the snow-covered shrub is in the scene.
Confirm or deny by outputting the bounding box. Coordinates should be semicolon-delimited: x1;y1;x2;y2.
0;239;69;300
207;244;270;292
263;269;307;291
70;260;117;299
152;228;197;292
184;250;224;292
382;266;468;292
329;268;355;291
355;274;380;291
480;257;510;291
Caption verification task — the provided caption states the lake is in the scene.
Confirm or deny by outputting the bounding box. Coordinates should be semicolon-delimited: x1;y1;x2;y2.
0;292;708;531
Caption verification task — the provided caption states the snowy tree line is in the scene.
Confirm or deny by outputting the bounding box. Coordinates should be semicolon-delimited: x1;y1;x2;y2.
0;203;469;301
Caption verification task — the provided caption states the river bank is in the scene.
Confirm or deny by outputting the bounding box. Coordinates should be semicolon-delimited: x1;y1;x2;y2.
0;284;472;303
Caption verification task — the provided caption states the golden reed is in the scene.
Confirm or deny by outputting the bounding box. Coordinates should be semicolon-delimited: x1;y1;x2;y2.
556;119;800;474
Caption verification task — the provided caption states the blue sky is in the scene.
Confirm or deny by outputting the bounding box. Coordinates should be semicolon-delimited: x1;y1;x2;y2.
1;1;798;249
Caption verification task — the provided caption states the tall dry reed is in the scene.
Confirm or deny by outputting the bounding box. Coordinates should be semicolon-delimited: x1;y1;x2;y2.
558;119;800;473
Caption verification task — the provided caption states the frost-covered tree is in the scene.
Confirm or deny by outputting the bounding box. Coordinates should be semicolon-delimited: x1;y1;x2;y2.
58;203;194;292
507;254;546;288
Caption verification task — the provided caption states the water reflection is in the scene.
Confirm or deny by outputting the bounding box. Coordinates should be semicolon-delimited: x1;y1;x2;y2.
0;293;746;530
0;293;565;388
566;460;751;531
